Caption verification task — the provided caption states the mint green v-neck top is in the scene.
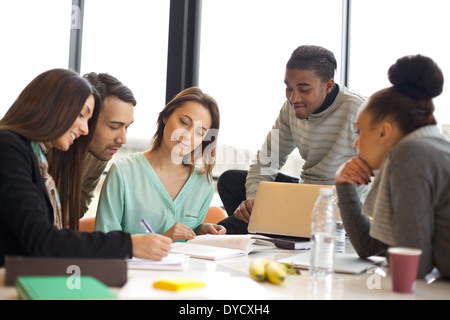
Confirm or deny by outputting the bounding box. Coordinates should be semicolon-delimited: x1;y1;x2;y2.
94;153;214;235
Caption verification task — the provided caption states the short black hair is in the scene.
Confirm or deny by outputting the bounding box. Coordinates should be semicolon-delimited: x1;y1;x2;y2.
286;45;337;82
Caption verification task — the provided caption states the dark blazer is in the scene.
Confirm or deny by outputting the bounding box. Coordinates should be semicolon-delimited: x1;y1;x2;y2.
0;130;132;266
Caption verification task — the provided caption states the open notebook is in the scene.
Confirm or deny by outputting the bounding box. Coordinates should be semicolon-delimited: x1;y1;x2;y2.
170;235;274;260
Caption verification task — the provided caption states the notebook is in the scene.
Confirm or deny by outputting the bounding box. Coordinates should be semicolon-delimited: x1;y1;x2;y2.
278;252;386;274
170;242;247;260
169;235;273;260
248;181;331;239
127;253;189;270
15;276;117;300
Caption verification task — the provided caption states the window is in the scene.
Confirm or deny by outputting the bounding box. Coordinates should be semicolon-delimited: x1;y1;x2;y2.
0;0;71;118
81;0;170;141
199;0;343;175
350;0;450;130
3;1;448;143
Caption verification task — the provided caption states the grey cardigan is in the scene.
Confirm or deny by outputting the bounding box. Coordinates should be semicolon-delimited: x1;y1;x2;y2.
336;126;450;279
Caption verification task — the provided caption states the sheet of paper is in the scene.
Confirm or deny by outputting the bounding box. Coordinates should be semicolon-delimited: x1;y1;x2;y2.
127;253;188;270
170;242;247;260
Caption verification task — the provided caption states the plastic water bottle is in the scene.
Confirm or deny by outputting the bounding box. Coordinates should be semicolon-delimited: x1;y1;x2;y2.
332;186;346;253
309;187;336;278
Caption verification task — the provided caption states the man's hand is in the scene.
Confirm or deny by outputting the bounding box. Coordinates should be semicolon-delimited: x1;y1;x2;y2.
233;199;254;223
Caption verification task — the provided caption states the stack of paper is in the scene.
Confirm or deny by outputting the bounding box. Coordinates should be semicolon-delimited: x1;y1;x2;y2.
127;253;189;271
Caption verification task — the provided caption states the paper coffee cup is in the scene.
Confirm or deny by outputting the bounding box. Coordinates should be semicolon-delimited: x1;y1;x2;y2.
388;247;422;294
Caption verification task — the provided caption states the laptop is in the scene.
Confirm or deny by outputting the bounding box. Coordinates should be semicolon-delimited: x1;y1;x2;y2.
247;181;332;247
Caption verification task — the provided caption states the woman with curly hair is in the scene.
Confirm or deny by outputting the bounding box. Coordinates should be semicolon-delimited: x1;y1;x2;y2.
335;55;450;279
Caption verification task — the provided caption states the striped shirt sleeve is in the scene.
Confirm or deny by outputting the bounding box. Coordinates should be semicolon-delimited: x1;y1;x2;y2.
246;85;367;199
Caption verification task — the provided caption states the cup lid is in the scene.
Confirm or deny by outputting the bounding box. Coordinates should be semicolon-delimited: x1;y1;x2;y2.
388;247;422;255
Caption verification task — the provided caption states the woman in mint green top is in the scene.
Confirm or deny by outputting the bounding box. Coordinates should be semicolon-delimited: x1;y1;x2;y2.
95;153;214;235
95;87;225;241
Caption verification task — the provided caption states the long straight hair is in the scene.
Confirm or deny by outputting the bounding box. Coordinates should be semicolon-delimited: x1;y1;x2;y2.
151;87;220;182
0;68;99;230
48;93;100;230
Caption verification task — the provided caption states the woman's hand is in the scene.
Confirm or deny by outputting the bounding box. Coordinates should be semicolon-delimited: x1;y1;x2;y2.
195;223;227;235
131;234;172;261
335;157;374;185
163;222;196;242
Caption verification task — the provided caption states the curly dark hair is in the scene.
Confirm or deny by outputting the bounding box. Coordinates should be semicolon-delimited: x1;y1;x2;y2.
365;54;444;135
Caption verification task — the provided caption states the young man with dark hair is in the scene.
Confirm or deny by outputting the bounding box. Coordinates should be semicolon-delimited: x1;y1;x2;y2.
218;45;368;234
80;73;136;216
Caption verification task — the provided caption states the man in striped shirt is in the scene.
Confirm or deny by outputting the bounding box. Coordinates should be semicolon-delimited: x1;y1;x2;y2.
218;45;369;234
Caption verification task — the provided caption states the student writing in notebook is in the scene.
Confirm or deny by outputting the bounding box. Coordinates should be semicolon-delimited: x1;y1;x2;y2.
217;45;368;234
334;55;450;279
95;87;226;241
0;69;171;267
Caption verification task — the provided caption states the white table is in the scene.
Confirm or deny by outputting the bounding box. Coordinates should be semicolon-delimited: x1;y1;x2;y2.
1;246;449;300
122;246;450;300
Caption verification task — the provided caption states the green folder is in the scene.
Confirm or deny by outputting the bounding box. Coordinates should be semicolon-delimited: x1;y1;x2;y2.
15;276;117;300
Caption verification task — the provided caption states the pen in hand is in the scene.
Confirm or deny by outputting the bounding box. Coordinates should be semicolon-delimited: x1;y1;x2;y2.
140;219;154;234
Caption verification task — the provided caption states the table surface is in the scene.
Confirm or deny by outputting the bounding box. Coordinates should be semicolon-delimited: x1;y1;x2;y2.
1;243;449;300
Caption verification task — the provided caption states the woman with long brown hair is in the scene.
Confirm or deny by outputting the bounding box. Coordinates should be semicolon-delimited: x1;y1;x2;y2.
95;87;226;241
0;68;170;266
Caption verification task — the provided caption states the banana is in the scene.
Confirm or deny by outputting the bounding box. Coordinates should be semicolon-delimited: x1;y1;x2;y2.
249;259;270;282
265;261;287;285
249;260;289;284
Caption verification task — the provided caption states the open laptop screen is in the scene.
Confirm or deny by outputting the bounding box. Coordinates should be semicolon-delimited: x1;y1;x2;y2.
248;181;332;238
